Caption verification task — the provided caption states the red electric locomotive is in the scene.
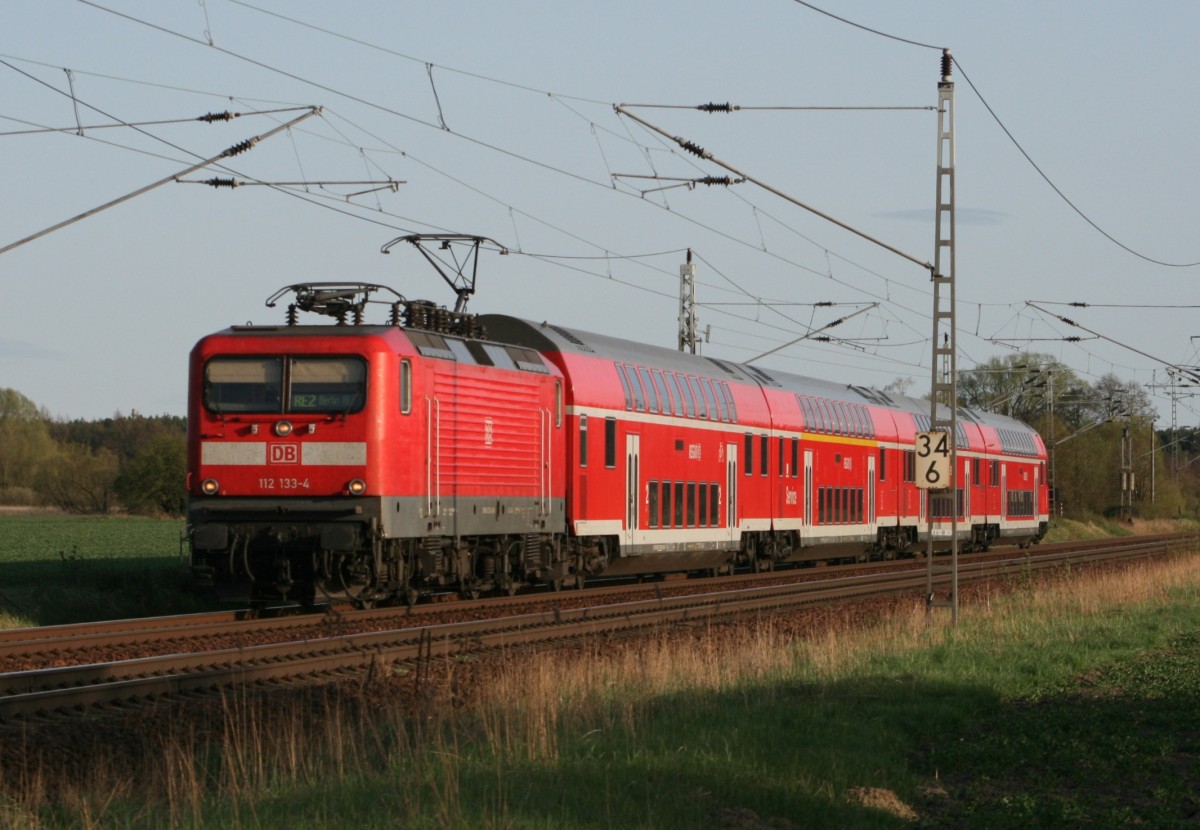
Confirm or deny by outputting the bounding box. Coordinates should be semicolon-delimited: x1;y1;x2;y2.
186;282;1048;606
187;284;568;605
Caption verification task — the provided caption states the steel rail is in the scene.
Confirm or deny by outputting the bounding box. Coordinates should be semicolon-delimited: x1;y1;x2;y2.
0;538;1182;725
2;534;1184;660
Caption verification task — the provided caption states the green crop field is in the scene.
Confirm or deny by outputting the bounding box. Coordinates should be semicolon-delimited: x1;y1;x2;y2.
0;513;214;627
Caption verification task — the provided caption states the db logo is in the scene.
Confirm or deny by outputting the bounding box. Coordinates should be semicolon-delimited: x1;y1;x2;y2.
269;443;299;464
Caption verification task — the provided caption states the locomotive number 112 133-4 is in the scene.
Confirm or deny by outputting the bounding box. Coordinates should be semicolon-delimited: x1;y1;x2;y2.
259;478;311;490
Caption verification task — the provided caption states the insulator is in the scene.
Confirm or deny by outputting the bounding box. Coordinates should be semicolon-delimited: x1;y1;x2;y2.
286;304;298;326
204;177;238;188
697;102;735;113
222;138;257;158
941;50;952;81
198;110;235;123
389;303;402;326
679;139;708;158
353;306;364;325
335;310;347;326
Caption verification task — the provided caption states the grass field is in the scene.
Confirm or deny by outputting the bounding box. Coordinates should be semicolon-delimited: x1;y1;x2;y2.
1;531;1198;828
0;513;211;627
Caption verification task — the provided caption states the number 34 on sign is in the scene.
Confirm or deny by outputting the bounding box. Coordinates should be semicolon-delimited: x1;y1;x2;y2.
915;430;952;490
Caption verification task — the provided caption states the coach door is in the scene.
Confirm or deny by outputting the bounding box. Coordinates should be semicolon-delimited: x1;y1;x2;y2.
623;433;640;549
1001;464;1008;521
962;457;971;520
867;454;877;525
803;450;814;527
725;442;739;541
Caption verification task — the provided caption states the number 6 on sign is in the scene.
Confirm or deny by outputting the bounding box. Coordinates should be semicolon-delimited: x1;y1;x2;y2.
914;430;951;490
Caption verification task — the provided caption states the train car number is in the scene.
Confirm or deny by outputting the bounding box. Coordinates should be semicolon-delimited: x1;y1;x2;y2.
259;478;311;490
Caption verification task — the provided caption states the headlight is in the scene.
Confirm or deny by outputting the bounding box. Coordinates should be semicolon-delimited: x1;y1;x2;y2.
274;420;294;437
347;478;367;495
201;478;220;495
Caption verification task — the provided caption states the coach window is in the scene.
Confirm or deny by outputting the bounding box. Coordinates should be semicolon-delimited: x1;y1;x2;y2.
638;367;660;414
689;377;709;419
615;365;633;410
604;418;617;468
667;373;686;417
744;433;754;476
709;483;720;526
701;379;722;422
777;436;785;478
698;482;708;527
721;383;738;423
399;359;412;414
760;434;769;477
662;481;673;527
990;460;1000;487
648;481;660;528
973;458;981;486
687;482;697;527
674;481;685;526
628;366;647;412
702;378;726;422
824;401;837;434
791;438;799;478
652;371;673;416
879;447;886;481
579;415;588;467
903;450;916;483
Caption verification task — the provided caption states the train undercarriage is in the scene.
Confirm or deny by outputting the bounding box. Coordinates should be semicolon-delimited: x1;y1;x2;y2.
190;514;1046;608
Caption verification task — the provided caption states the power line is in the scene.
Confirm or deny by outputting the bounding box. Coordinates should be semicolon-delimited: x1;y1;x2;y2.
788;1;1200;268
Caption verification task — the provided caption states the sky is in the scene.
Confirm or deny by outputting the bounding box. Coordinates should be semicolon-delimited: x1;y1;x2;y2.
2;1;1198;427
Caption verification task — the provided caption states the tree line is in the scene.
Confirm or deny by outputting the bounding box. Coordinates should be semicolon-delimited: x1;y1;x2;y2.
957;354;1199;519
2;357;1198;521
0;388;185;516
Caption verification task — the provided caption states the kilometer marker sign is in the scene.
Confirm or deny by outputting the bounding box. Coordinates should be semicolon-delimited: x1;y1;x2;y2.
915;430;951;490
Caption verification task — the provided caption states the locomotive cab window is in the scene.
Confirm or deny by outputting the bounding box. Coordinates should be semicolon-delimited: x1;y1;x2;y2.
205;357;283;412
204;356;365;414
289;357;366;413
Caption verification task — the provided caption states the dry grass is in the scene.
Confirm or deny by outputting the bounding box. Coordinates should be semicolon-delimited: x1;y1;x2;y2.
2;550;1199;828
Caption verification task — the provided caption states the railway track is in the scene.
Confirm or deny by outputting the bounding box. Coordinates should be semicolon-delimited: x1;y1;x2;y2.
1;534;1191;727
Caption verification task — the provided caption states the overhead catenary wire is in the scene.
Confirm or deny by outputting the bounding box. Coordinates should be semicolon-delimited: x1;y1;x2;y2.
0;105;311;136
17;2;1179;406
50;3;949;370
787;0;1200;268
0;107;322;255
